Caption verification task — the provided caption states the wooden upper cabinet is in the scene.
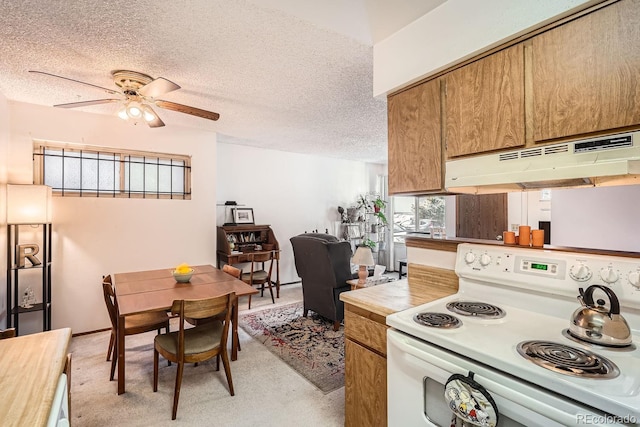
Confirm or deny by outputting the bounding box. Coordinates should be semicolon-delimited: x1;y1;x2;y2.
532;0;640;142
444;43;525;158
388;79;442;195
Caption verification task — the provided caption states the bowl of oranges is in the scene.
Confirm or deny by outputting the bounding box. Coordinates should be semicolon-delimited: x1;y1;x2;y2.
172;263;194;283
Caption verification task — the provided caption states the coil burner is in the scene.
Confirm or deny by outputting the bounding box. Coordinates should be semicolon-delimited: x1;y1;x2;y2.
413;312;461;329
446;301;505;319
517;340;619;379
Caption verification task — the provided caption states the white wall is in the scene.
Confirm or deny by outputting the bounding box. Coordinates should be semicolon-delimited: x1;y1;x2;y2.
4;102;218;334
216;142;377;283
373;0;598;96
0;92;9;326
507;191;551;233
551;185;640;252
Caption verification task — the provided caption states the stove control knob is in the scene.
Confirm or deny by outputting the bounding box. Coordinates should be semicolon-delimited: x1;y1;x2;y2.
480;253;492;266
464;252;476;264
628;271;640;289
599;267;619;284
569;263;592;282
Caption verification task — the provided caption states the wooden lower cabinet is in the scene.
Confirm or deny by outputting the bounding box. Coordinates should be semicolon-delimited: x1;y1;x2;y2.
344;306;388;427
341;279;458;427
345;339;387;427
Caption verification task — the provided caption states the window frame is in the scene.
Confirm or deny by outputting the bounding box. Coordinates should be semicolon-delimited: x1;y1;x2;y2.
33;140;191;199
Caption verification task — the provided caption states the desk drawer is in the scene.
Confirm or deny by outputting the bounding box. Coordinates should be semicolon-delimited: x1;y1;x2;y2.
344;307;387;356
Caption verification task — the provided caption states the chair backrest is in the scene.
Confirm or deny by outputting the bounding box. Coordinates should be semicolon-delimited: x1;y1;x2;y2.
222;264;241;279
102;276;118;330
244;250;275;284
290;234;353;287
300;233;339;242
170;293;236;357
0;328;16;339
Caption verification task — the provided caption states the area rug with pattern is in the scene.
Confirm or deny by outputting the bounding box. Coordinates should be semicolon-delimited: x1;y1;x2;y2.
238;302;344;393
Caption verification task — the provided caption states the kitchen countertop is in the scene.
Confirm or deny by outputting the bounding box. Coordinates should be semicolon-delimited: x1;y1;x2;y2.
405;234;640;258
0;328;71;427
340;278;457;318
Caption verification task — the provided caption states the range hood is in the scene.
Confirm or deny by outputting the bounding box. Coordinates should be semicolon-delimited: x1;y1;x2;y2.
445;132;640;194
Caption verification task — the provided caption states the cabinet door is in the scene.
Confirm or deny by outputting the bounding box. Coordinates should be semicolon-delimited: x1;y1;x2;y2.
388;79;442;195
456;193;507;240
345;339;387;427
532;0;640;142
445;43;525;157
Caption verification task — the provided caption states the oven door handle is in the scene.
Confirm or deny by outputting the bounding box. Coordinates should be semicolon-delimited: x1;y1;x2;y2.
389;330;606;427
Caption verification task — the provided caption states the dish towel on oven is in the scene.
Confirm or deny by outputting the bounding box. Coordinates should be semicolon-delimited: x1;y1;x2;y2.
445;372;499;427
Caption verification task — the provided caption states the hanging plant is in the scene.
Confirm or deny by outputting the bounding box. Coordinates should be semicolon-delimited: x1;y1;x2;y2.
374;211;388;225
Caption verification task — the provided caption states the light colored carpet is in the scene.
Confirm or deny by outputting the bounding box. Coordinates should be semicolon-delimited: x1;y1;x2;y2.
69;284;345;426
239;302;344;393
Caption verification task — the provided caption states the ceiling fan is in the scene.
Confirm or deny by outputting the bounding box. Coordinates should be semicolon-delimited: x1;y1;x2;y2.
29;70;220;128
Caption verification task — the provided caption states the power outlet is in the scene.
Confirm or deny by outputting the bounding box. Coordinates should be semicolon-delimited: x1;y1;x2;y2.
511;224;520;232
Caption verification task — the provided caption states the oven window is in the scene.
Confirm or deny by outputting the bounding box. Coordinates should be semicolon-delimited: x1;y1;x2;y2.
423;377;453;424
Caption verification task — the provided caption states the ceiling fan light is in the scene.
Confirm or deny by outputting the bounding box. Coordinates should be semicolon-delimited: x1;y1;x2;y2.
126;101;142;119
117;106;128;120
142;105;156;122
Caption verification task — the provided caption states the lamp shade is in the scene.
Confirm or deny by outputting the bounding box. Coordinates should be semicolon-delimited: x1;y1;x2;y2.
351;245;375;266
6;184;53;224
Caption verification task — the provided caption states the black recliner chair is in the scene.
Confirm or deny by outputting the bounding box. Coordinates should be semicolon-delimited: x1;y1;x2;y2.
290;233;353;331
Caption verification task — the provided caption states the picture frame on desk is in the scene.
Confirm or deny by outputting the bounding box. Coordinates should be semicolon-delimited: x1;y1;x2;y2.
233;208;254;224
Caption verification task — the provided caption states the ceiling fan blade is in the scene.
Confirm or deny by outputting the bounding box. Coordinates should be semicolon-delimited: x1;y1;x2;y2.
144;106;165;128
29;70;120;95
155;100;220;121
54;99;121;108
138;77;181;98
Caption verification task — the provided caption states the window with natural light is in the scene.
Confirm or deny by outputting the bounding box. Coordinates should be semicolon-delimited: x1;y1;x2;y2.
33;141;191;199
393;195;446;243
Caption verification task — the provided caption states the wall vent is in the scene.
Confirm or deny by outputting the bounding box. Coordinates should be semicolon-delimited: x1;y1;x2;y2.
499;152;519;161
544;144;569;155
520;148;542;158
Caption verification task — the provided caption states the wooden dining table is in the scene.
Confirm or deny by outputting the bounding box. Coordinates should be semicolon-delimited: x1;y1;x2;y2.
113;264;258;395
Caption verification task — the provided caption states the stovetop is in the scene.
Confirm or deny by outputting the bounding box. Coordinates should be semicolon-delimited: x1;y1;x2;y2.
386;243;640;419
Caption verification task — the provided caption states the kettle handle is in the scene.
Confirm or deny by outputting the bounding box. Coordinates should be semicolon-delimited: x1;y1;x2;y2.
582;284;621;315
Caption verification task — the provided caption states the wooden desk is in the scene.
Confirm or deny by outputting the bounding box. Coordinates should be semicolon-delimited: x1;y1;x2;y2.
113;265;258;395
0;328;71;426
216;224;281;297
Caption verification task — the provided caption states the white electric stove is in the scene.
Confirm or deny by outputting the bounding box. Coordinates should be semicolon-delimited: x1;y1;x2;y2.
387;243;640;427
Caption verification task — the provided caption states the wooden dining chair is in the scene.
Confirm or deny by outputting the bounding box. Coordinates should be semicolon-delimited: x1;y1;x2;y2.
153;293;236;420
186;264;241;326
222;264;241;279
241;251;275;309
102;275;171;381
0;328;16;339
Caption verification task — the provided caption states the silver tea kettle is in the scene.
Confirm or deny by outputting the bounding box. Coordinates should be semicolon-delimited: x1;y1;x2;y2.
569;284;632;347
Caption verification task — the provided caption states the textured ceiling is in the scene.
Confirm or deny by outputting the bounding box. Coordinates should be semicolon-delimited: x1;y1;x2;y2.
0;0;443;164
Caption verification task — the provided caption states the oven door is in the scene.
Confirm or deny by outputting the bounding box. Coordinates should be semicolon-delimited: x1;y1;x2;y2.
387;329;628;427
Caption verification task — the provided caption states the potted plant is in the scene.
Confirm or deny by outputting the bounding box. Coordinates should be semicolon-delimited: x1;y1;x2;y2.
373;197;386;213
356;194;371;211
363;238;377;251
372;197;388;226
